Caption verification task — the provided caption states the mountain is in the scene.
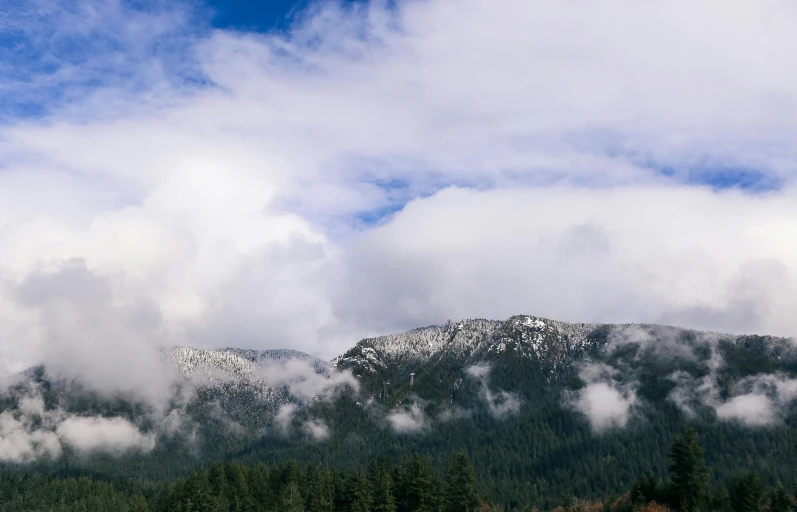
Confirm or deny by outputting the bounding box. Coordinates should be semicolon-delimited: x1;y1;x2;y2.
3;315;797;509
332;316;601;396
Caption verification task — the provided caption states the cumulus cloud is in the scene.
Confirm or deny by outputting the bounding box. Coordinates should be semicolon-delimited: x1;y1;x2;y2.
337;187;797;338
573;363;637;431
466;363;521;418
0;0;796;400
6;259;179;406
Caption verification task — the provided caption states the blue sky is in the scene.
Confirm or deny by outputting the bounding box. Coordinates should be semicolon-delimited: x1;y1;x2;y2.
207;0;315;32
0;0;780;194
0;0;796;362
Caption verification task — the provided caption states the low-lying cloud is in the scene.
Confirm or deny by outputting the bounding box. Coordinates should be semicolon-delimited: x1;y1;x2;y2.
56;416;156;454
592;326;797;428
668;355;797;427
466;363;522;418
6;260;179;407
386;401;428;434
255;359;359;403
274;403;299;435
0;385;156;462
573;362;637;431
714;394;776;427
302;419;330;441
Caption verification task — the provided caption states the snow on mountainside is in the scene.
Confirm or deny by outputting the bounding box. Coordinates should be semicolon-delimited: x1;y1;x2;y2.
224;348;329;374
331;315;601;374
166;346;329;394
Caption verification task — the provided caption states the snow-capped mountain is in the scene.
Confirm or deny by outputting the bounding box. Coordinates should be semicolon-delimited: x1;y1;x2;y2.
332;315;602;376
5;313;797;492
168;346;328;385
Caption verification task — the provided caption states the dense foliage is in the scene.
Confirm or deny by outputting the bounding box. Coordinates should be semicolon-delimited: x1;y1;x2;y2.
2;432;797;512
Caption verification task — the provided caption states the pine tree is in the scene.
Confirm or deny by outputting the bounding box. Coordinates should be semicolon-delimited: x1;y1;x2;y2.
729;472;769;512
182;471;213;512
128;494;150;512
369;458;397;512
208;463;228;501
768;483;792;512
345;470;373;512
246;463;270;512
226;463;251;512
444;450;480;512
308;468;335;512
710;486;733;512
668;428;710;512
280;481;304;512
396;455;439;512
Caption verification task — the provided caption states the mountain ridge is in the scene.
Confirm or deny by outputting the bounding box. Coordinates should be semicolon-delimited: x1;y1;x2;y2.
4;314;797;508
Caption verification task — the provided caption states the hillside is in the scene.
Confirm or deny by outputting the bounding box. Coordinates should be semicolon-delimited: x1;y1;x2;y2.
2;315;797;509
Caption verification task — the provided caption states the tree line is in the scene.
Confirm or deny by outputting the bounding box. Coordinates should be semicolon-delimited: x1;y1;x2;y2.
0;429;796;511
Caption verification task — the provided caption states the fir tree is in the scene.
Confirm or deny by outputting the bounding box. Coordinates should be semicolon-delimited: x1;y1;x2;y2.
129;494;150;512
444;450;481;512
308;468;335;512
369;458;397;512
396;455;439;512
668;428;710;512
710;486;733;512
246;463;270;512
729;472;769;512
225;463;251;512
280;481;304;512
768;483;792;512
208;463;228;501
346;470;373;512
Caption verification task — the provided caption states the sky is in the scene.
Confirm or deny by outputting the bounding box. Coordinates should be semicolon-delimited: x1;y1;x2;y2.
1;0;797;371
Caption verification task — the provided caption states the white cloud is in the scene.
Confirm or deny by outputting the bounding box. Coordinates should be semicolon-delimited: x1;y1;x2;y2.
573;363;637;431
0;385;157;461
302;419;330;441
338;186;797;337
255;358;359;403
576;382;637;431
0;0;796;399
715;394;776;427
466;363;521;418
56;416;156;454
466;363;491;380
665;341;797;427
0;411;62;463
386;402;427;434
275;403;298;435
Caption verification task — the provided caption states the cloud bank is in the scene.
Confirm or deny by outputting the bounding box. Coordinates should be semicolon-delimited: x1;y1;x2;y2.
0;0;796;402
0;385;155;462
578;325;797;428
668;353;797;427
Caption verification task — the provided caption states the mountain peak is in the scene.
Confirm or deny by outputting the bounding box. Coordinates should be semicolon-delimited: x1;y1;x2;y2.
332;314;602;375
